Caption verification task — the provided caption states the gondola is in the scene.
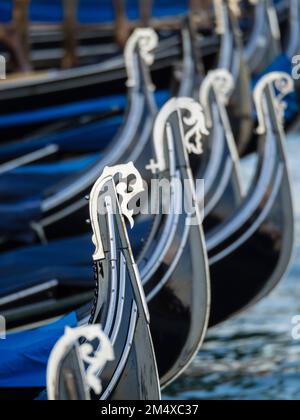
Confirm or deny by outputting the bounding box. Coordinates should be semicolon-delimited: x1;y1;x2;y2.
206;71;295;326
0;0;297;403
0;30;217;386
0;0;291;83
0;22;205;246
0;18;195;152
0;0;290;73
177;18;244;221
0;93;212;391
139;97;210;386
0;0;277;120
0;0;292;148
199;68;244;227
0;162;162;400
87;163;160;400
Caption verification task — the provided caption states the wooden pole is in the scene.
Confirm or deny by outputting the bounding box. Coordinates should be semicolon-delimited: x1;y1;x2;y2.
62;0;78;69
12;0;31;71
113;0;130;47
140;0;153;27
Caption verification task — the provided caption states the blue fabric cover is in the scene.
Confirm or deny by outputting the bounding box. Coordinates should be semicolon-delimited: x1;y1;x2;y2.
0;219;150;297
0;115;122;160
0;154;100;201
0;94;127;128
0;154;99;240
0;0;189;24
0;90;169;128
0;218;151;389
0;312;77;388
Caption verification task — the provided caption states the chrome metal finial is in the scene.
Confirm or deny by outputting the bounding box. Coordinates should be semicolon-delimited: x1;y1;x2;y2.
146;98;209;174
124;28;158;88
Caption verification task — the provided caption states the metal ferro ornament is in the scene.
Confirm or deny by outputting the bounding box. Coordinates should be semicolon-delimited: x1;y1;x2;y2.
199;69;235;128
124;28;159;88
146;97;209;174
254;72;294;135
47;325;114;400
89;163;145;261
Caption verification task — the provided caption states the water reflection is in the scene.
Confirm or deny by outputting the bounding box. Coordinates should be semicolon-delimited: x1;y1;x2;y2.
164;132;300;400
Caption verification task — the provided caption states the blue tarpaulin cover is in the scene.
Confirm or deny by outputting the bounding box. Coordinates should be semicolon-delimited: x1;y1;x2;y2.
0;312;77;388
0;218;150;297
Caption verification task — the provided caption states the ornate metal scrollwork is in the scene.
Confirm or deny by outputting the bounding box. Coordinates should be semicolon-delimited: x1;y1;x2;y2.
200;69;235;128
253;72;294;135
47;325;114;400
124;28;159;88
89;163;144;261
146;98;209;174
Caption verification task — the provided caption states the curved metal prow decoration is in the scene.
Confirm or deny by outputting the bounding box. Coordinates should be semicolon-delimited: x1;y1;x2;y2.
200;69;235;129
62;0;78;69
146;98;209;174
254;72;294;136
90;163;144;261
47;326;114;401
125;28;158;89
